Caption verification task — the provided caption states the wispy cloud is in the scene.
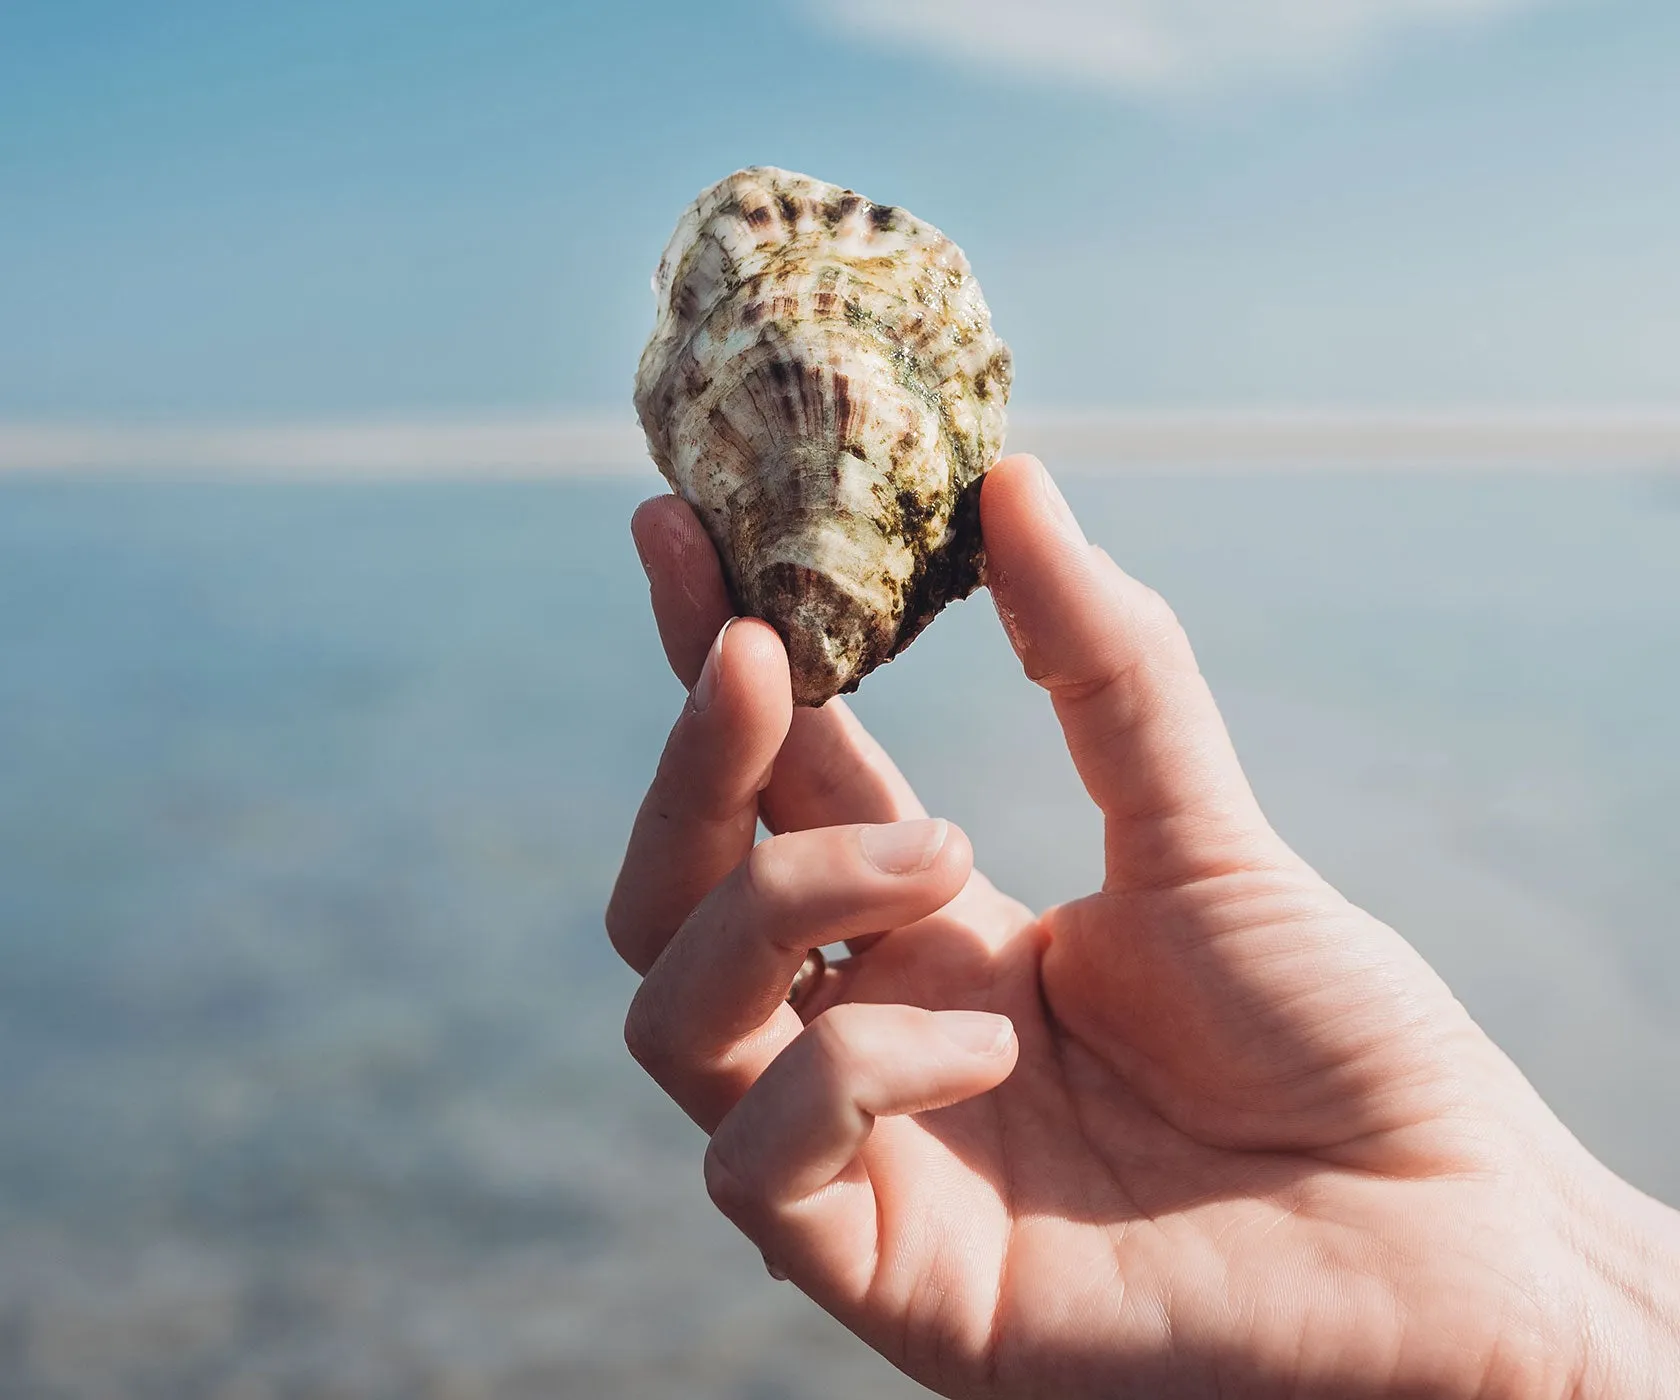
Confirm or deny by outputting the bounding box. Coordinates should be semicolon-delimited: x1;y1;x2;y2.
801;0;1556;95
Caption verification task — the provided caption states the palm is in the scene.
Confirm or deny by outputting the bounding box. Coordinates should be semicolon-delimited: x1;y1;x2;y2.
617;460;1571;1399
820;868;1542;1399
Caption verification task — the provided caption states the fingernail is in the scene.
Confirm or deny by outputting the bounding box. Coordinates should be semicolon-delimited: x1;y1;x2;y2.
1037;463;1086;543
691;619;731;712
860;818;948;875
937;1010;1014;1057
763;1253;789;1282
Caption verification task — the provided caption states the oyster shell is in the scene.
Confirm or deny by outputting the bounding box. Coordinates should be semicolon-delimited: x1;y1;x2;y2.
634;166;1012;706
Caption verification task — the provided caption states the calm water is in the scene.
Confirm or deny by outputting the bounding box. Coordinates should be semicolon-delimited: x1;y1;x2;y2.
1;472;1678;1398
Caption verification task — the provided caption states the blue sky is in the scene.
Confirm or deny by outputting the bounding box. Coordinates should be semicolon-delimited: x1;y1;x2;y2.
3;0;1678;420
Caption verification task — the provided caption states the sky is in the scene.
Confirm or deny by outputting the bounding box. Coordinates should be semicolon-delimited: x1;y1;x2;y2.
3;0;1679;423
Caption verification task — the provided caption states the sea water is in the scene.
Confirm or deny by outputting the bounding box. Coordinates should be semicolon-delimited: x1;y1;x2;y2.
1;472;1677;1397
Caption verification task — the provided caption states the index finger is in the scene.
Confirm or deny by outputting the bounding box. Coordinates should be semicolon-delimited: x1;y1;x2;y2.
605;617;793;975
631;495;927;834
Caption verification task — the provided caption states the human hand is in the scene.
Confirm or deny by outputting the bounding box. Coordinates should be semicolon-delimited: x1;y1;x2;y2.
607;455;1680;1399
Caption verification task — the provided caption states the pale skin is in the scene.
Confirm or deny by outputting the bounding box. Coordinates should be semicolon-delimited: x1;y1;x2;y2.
607;454;1680;1399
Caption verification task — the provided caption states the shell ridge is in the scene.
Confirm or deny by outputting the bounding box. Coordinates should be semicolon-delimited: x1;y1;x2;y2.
633;167;1011;705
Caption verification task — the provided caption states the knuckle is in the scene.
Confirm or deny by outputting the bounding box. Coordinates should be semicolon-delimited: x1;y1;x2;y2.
702;1135;757;1219
1129;583;1194;662
605;914;659;980
1132;581;1176;629
622;993;673;1076
602;896;635;962
1091;549;1177;635
739;836;797;912
803;1002;864;1068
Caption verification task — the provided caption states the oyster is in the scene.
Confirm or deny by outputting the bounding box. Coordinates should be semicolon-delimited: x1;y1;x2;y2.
634;167;1012;706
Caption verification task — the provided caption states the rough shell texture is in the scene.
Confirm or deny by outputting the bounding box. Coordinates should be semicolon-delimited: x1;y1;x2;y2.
634;166;1012;705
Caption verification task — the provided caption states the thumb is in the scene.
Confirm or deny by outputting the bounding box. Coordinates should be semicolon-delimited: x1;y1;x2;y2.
981;454;1282;885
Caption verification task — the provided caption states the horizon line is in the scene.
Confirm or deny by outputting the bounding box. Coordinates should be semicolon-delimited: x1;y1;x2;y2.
4;409;1680;477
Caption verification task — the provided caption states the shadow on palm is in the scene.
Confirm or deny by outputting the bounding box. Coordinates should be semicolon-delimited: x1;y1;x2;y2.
795;865;1536;1398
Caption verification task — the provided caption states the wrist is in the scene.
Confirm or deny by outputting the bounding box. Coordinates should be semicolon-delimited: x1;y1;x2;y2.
1559;1154;1680;1399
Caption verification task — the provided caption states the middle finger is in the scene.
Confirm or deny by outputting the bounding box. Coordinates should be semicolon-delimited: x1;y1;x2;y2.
624;817;974;1130
632;494;927;833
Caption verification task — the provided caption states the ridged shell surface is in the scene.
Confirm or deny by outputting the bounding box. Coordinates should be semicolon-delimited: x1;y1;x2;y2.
634;166;1012;705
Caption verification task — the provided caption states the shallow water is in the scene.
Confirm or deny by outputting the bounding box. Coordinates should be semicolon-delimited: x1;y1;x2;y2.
1;472;1677;1398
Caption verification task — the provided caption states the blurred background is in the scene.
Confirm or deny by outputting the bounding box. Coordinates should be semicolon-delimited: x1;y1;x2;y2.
3;2;1679;1397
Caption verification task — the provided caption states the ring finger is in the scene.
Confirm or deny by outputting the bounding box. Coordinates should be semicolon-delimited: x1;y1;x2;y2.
623;817;973;1130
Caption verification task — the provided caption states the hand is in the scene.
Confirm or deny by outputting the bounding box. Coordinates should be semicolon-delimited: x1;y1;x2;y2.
607;455;1680;1399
